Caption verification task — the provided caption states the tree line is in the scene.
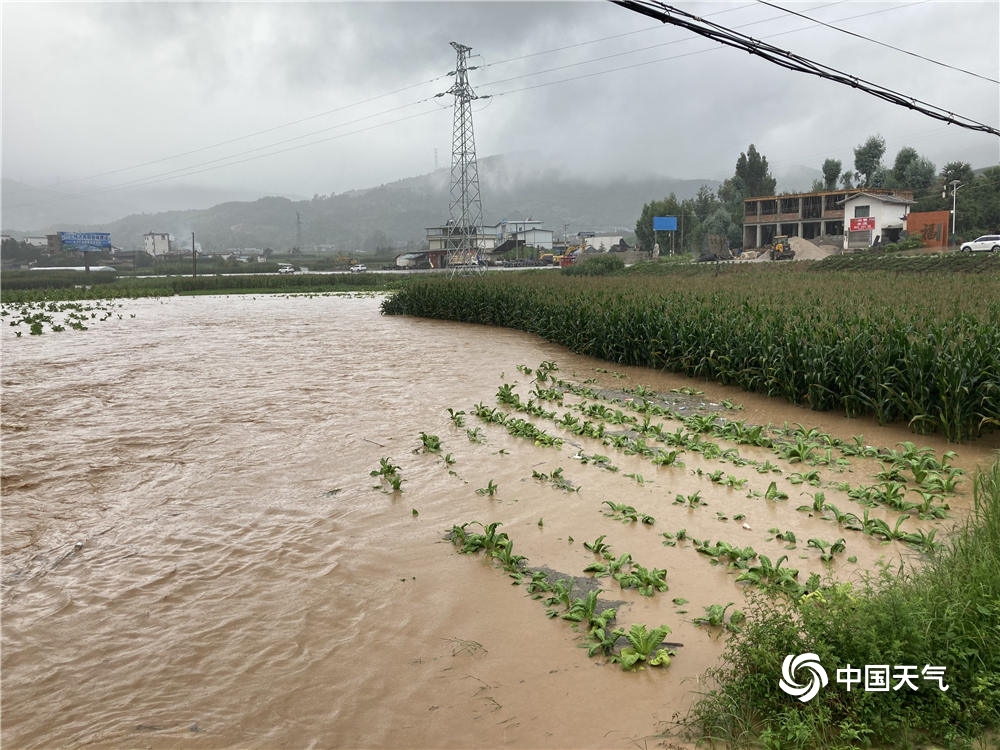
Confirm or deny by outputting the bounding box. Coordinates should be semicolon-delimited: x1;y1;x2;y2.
636;137;1000;253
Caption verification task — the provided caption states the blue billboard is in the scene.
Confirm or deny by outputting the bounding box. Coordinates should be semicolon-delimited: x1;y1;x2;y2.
60;232;111;250
653;216;677;231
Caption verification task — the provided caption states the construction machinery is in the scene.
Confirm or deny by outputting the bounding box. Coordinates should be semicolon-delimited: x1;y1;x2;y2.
769;235;795;261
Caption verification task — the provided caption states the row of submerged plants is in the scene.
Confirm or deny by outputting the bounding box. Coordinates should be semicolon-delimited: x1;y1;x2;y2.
1;299;134;335
384;361;995;745
380;268;1000;441
447;520;676;671
688;458;1000;749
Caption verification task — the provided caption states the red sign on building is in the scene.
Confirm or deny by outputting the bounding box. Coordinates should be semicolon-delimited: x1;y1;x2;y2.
849;217;876;231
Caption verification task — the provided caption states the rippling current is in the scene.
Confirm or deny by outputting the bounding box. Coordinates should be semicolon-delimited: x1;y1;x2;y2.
2;294;996;749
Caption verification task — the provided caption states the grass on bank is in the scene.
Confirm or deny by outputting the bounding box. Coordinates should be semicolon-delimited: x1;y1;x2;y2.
685;457;1000;749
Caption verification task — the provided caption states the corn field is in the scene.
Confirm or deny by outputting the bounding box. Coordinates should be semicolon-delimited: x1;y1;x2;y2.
381;266;1000;442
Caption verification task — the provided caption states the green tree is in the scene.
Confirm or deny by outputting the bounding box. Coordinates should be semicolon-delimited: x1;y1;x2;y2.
940;161;975;187
870;166;890;188
821;158;842;190
715;145;776;249
912;165;1000;242
853;134;886;186
692;184;718;222
635;194;683;254
733;144;777;198
891;146;919;184
903;157;936;194
702;206;739;248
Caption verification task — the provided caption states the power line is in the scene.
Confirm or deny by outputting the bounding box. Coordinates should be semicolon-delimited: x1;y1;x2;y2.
479;2;915;93
11;2;995;210
477;2;758;70
481;3;917;97
608;0;999;136
755;0;999;84
24;2;821;196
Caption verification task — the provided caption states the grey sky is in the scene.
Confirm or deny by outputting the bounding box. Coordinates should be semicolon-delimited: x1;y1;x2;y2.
3;0;998;203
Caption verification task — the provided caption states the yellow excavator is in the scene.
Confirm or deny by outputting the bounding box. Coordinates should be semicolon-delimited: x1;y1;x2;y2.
769;235;795;261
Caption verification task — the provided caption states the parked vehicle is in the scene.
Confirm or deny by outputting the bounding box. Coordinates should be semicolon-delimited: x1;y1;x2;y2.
278;265;296;274
959;235;1000;253
350;264;368;273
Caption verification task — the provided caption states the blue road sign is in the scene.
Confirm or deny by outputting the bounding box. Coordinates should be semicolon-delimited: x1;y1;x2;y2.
60;232;111;250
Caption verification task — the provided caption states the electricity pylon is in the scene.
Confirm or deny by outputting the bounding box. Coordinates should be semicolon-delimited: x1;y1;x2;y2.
445;41;489;275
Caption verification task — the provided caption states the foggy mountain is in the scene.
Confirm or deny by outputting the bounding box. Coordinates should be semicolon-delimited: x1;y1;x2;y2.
3;155;725;251
1;179;269;233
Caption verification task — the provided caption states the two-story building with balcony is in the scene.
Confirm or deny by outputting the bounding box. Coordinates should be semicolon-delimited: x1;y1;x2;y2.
743;188;914;251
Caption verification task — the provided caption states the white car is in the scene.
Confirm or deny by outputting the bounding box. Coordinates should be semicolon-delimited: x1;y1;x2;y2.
350;264;367;273
959;235;1000;253
278;265;296;274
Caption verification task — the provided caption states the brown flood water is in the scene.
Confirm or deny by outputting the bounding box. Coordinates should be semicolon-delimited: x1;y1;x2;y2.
2;293;998;749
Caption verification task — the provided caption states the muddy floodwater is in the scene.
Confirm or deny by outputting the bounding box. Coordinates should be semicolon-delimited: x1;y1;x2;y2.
3;293;998;749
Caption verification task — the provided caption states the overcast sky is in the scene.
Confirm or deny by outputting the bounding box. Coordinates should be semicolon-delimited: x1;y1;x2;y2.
3;0;998;204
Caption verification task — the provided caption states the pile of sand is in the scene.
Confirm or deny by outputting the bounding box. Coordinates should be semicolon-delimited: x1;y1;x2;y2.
789;236;842;260
753;237;842;261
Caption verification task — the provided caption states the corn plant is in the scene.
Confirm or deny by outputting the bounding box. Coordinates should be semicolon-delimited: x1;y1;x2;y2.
618;563;668;596
584;552;632;578
788;470;822;486
822;502;862;530
694;602;734;627
674;491;705;508
575;452;619;472
370;457;403;492
764;482;788;501
532;466;579;492
807;537;847;562
583;534;612;557
602;501;653;524
613;624;674;670
419;432;441;453
476;479;499;497
736;553;800;592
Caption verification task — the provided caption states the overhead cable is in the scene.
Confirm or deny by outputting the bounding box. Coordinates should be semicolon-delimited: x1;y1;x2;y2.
480;2;916;94
608;0;999;136
756;0;999;84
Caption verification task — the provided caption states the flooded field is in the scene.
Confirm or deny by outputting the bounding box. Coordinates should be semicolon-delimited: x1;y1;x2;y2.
3;293;997;749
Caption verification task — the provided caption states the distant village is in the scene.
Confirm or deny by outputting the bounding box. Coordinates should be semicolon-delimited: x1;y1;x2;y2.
2;183;956;272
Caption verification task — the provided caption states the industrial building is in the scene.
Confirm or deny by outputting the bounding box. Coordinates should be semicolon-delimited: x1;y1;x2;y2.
422;219;555;267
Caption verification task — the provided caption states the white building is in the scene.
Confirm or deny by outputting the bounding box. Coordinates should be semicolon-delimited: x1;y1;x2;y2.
24;235;48;247
840;192;915;250
143;232;173;257
513;227;553;251
425;222;497;253
582;235;623;252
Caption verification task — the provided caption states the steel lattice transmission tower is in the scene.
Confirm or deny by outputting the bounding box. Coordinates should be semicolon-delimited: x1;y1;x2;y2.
445;41;489;275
